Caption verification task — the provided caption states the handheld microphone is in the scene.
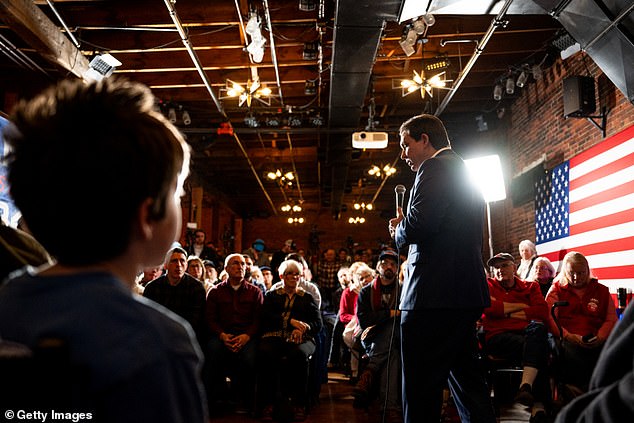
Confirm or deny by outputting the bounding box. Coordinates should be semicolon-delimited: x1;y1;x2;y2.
394;184;406;213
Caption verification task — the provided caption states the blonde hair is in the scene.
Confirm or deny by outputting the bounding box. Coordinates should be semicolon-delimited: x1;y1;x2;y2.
554;251;594;286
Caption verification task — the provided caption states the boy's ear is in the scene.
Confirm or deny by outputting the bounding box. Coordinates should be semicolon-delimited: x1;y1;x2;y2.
137;197;155;240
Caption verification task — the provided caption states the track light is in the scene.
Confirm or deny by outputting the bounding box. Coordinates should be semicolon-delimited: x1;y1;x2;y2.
182;110;191;125
399;26;417;57
167;108;177;123
304;80;317;95
493;84;503;101
516;70;528;88
298;0;316;11
303;41;318;60
532;64;543;80
505;77;515;95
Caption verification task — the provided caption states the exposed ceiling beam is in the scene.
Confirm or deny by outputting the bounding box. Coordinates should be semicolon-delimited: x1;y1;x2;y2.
0;0;89;78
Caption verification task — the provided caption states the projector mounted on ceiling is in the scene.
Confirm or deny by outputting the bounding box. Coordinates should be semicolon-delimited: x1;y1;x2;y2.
352;131;389;149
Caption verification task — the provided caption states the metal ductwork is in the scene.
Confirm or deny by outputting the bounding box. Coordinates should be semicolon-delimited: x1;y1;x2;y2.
533;0;634;103
327;0;400;217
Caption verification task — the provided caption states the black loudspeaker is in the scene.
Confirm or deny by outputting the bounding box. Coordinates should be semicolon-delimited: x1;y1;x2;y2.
563;76;596;117
511;164;545;207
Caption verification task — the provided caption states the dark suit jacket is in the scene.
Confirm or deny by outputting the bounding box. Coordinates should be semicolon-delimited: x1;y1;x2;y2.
395;149;490;310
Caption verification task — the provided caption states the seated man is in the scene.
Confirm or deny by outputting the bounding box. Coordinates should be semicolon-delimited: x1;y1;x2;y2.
354;249;402;423
482;253;550;423
206;253;263;412
0;78;207;421
144;247;208;343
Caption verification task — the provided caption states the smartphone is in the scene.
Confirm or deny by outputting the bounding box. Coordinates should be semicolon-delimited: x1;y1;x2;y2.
582;333;597;343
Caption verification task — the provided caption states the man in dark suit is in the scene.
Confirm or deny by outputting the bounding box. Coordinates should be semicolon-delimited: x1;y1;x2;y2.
389;114;495;423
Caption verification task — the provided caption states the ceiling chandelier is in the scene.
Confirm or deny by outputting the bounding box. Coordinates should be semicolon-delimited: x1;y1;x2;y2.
393;40;452;99
219;67;274;107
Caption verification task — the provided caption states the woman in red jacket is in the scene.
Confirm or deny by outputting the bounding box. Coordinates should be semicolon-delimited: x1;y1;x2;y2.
546;251;617;392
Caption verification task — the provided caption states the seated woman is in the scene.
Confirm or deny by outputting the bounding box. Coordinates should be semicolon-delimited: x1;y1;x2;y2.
187;255;213;292
517;239;538;279
546;251;617;393
257;259;322;421
526;257;556;298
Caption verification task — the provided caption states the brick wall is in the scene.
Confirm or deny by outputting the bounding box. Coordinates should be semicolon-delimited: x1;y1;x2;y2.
491;52;634;259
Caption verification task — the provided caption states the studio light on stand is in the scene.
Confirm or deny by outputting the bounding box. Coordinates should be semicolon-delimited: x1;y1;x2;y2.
464;155;506;259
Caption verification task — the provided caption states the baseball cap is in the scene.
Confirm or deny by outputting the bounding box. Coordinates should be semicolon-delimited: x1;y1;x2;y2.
378;249;399;263
253;239;266;252
487;253;515;267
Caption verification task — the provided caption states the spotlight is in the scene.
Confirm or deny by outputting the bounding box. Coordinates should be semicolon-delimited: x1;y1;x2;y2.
288;115;302;127
182;110;191;125
266;116;280;127
304;80;317;95
298;0;316;11
303;41;318;60
399;26;417;57
493;84;503;101
505;77;515;95
84;53;121;81
411;17;427;35
168;107;177;123
532;64;543;81
516;70;528;88
244;113;259;128
310;114;324;126
422;13;435;26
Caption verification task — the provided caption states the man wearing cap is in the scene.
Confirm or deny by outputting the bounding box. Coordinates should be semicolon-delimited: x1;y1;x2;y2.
353;249;402;422
243;238;269;268
388;114;495;423
482;252;550;422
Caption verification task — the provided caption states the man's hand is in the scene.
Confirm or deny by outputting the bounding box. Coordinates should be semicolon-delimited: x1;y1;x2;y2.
231;333;250;352
389;207;404;239
290;318;310;333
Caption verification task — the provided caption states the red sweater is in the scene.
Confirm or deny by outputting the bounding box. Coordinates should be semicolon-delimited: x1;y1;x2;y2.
482;276;549;341
546;278;616;340
339;287;358;324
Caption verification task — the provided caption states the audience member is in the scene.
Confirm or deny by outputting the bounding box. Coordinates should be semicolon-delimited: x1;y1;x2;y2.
354;250;402;422
205;253;263;412
317;247;341;311
187;255;213;292
258;259;322;421
270;239;295;282
243;238;269;268
138;265;163;287
517;240;538;280
204;259;218;284
0;77;207;421
554;302;634;423
0;219;52;281
187;229;220;263
338;247;351;264
260;265;274;290
527;257;556;298
328;266;352;370
341;262;375;380
546;251;617;393
270;253;322;310
482;253;550;422
244;253;266;293
144;247;208;343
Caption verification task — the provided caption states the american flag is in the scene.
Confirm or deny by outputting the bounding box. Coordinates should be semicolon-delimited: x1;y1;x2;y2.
535;125;634;294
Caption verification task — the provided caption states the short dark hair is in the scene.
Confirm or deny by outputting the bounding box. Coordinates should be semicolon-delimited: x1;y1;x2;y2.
399;114;450;150
4;78;189;265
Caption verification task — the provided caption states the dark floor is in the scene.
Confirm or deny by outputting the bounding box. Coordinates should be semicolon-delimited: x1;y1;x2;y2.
208;371;532;423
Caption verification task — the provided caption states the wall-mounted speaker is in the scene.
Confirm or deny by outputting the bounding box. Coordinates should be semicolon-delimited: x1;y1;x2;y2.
563;76;596;118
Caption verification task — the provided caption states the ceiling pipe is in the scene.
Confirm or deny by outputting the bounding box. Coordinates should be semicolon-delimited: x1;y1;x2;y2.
163;0;227;120
45;0;81;48
435;0;515;116
163;0;277;215
263;0;284;106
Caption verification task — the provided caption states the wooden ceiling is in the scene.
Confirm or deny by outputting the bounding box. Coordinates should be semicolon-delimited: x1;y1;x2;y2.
0;0;563;221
